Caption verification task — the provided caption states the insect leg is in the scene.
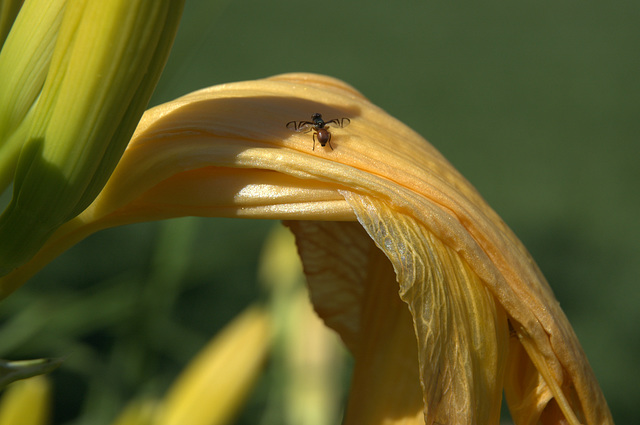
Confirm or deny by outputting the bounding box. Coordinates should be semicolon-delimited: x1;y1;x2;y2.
327;132;333;150
312;132;317;151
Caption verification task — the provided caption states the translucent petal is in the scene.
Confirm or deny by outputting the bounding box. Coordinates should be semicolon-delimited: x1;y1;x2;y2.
286;220;425;424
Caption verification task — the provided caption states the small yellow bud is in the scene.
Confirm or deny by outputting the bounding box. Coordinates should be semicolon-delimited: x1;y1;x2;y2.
0;375;51;425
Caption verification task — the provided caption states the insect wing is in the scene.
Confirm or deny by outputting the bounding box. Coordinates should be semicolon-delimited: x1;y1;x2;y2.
325;117;350;128
286;120;314;133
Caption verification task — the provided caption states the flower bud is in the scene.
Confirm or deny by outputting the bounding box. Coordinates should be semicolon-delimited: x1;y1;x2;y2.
0;0;185;275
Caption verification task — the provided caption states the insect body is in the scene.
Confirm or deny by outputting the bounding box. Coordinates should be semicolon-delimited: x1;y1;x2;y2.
286;113;350;150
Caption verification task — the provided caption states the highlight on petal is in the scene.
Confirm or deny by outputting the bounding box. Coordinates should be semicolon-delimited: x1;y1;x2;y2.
1;72;613;424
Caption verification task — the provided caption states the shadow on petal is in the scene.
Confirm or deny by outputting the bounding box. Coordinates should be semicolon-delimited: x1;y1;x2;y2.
1;73;614;425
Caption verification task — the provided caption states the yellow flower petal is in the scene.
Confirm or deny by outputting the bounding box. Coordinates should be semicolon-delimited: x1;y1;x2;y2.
1;72;613;424
287;220;425;424
289;191;510;424
0;376;50;425
157;306;271;425
287;208;507;424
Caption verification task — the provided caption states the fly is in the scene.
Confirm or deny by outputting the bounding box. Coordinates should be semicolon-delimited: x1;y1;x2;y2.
286;113;350;150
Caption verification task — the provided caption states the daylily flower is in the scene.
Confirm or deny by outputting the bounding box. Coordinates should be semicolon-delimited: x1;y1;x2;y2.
0;72;614;424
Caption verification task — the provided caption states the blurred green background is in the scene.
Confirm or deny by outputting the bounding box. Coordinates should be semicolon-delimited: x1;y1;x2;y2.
1;0;638;423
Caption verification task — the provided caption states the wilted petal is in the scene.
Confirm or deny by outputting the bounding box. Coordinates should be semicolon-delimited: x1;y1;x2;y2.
345;192;509;424
287;189;509;424
504;335;555;424
1;73;613;424
286;220;425;424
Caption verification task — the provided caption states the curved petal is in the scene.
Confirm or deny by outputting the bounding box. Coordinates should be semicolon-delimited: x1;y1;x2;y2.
1;73;613;424
341;192;509;424
286;220;425;424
